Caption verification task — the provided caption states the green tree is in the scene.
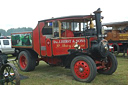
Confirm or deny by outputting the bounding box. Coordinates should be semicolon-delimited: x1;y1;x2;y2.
6;27;33;36
0;29;6;36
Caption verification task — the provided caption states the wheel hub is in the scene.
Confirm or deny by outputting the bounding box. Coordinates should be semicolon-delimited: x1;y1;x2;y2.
79;67;84;72
20;55;27;69
74;60;90;79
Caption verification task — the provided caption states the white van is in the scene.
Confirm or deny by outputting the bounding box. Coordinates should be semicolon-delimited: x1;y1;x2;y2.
0;39;15;54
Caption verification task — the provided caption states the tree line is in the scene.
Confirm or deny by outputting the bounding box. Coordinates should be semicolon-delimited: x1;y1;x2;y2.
0;27;33;36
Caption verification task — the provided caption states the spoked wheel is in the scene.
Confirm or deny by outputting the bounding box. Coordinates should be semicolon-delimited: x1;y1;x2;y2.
0;63;20;85
71;56;97;83
97;52;118;75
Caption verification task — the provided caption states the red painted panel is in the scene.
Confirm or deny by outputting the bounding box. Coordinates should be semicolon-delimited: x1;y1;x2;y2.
41;57;61;65
33;25;40;55
39;22;47;56
46;39;52;57
40;36;47;56
52;38;87;56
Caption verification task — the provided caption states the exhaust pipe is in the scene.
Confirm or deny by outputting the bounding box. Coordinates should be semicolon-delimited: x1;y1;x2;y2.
94;8;102;42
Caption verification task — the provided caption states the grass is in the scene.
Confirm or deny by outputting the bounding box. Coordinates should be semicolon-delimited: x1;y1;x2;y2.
9;54;128;85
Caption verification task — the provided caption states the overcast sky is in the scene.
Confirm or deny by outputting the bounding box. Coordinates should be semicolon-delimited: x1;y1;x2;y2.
0;0;127;31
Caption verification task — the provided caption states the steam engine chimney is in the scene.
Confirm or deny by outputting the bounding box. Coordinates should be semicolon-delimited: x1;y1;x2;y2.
93;8;102;42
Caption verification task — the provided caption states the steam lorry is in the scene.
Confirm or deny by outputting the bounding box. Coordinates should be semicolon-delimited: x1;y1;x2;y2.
11;8;117;82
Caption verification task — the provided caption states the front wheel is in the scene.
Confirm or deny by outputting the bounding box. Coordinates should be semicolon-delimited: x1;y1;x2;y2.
70;56;97;83
97;52;118;75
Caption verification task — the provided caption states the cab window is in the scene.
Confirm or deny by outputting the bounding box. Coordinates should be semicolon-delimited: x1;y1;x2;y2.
42;22;53;35
60;20;89;37
61;21;88;32
71;22;79;31
42;22;53;38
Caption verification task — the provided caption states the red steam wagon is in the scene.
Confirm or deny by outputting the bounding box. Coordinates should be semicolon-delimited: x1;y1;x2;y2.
11;8;117;82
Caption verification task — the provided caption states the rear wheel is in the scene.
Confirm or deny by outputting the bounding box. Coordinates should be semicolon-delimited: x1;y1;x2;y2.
97;52;118;75
18;50;36;71
71;56;97;83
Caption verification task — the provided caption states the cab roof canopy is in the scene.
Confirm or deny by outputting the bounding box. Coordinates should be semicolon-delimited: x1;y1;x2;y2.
39;15;101;22
103;21;128;27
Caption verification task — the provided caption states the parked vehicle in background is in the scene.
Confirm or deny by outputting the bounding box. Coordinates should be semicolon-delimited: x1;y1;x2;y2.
0;36;15;54
103;21;128;57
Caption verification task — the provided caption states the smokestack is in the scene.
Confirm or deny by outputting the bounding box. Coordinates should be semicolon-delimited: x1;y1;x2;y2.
93;8;102;42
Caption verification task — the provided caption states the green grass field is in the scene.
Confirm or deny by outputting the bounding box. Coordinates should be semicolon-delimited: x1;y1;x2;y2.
12;55;128;85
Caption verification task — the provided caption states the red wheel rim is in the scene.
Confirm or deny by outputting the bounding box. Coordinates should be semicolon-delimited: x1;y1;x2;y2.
20;55;27;69
74;60;90;79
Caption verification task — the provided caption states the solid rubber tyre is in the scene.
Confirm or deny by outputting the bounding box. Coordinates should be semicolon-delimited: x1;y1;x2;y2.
29;50;39;66
70;55;97;83
97;52;118;75
18;50;36;71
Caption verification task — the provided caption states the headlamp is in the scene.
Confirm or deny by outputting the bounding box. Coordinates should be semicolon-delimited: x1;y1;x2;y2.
74;42;81;49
